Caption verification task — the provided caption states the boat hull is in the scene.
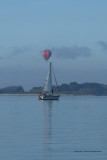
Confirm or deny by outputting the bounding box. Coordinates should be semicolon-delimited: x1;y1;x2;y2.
38;94;60;100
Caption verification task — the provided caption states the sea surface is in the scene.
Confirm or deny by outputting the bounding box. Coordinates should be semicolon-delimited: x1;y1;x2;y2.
0;95;107;160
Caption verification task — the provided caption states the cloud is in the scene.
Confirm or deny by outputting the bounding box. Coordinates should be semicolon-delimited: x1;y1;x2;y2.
12;47;24;55
0;46;25;59
4;46;34;59
0;45;35;60
52;45;91;59
11;46;33;56
98;41;107;51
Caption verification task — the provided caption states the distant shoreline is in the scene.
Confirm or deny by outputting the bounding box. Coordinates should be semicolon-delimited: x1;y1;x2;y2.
0;94;36;96
1;82;107;96
0;94;106;96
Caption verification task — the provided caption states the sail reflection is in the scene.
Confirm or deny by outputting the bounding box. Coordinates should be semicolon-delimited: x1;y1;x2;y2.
42;100;53;157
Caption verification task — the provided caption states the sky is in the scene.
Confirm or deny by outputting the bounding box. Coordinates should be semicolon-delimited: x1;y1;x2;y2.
0;0;107;90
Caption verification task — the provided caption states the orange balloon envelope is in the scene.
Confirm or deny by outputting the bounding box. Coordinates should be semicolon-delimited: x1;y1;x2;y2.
42;50;52;61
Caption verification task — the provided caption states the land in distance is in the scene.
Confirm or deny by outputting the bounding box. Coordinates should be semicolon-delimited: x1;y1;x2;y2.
0;82;107;96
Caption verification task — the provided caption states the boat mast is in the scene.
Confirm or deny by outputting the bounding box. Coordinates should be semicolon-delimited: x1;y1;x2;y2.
52;64;59;93
43;62;52;93
50;62;52;91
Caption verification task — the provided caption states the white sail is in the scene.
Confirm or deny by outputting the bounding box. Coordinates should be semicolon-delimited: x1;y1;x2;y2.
44;62;52;93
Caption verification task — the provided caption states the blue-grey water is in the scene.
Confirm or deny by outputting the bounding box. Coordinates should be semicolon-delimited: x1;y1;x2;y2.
0;95;107;160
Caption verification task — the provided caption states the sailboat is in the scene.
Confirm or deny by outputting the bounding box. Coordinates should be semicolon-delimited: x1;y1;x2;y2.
38;62;60;100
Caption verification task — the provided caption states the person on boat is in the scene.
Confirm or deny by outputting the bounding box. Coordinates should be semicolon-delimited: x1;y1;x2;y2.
51;88;53;95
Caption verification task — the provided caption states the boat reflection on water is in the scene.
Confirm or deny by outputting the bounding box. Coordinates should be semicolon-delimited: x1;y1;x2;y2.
42;100;53;157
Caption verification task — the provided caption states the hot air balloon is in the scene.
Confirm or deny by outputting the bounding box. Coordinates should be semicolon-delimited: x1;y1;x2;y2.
42;50;52;61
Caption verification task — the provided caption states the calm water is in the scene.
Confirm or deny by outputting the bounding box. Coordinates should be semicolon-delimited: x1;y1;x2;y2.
0;95;107;160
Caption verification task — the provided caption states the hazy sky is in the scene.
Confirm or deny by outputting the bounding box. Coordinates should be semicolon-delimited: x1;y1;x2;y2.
0;0;107;90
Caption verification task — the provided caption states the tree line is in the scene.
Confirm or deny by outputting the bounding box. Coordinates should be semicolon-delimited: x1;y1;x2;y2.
0;82;107;95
